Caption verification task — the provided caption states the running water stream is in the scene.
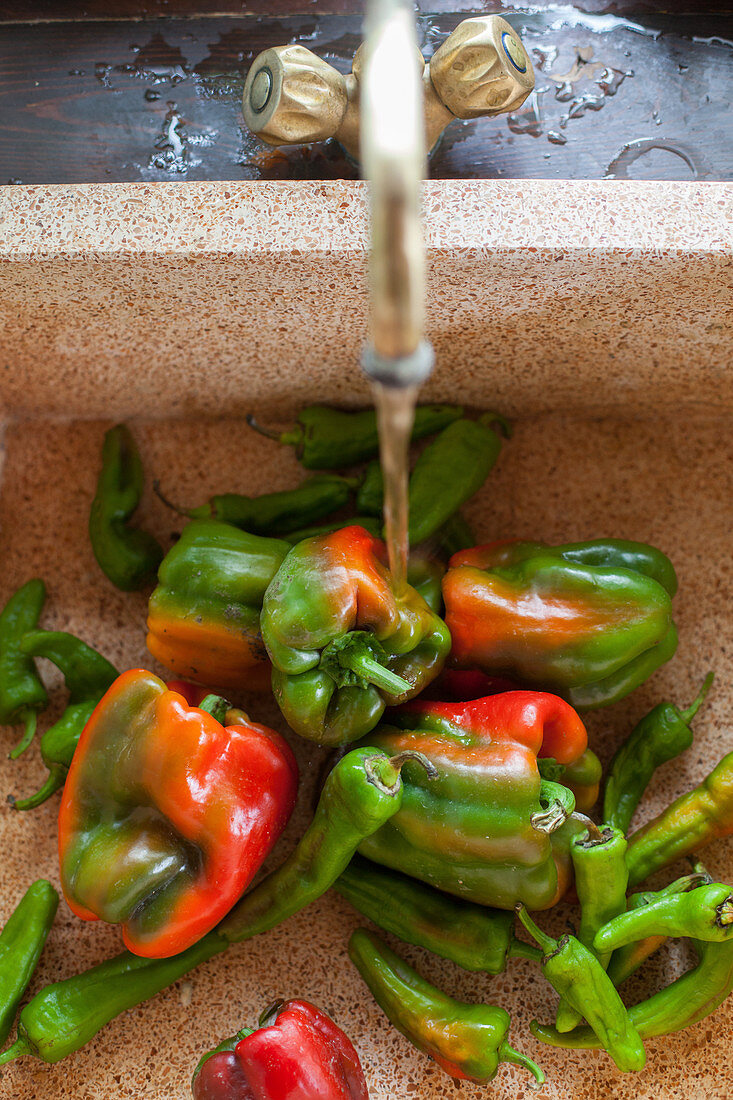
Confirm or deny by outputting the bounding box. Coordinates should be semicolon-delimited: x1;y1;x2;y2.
372;382;418;596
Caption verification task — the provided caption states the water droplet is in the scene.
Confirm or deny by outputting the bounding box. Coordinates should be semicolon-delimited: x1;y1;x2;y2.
507;89;545;138
547;131;567;146
145;89;160;102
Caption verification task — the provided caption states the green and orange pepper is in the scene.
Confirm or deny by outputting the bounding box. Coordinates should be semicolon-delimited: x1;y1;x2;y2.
58;670;298;958
356;690;590;910
443;538;678;709
261;525;451;744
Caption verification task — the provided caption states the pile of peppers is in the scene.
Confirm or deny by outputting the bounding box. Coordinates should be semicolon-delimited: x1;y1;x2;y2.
1;404;732;1099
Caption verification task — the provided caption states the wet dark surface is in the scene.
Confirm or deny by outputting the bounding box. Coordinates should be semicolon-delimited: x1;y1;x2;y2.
0;7;731;183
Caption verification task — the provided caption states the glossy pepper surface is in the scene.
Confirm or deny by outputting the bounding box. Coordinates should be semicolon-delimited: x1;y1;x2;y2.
335;855;540;974
604;672;714;833
625;750;733;887
517;906;646;1072
261;525;451;745
89;424;163;591
13;629;119;810
219;746;433;943
246;403;462;469
192;999;369;1100
443;538;678;710
0;880;58;1047
0;579;48;758
348;928;544;1086
356;691;589;910
147;518;289;691
58;670;298;957
155;474;357;536
595;881;733;950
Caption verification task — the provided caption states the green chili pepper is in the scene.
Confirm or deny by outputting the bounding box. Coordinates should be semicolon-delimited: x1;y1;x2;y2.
283;516;383;544
626;750;733;888
335;855;540;974
246;404;463;469
555;824;629;1032
532;937;733;1048
407;414;510;546
219;747;436;943
607;868;713;986
595;881;733;953
0;880;58;1047
604;672;715;833
10;630;119;810
0;579;48;758
89;424;163;591
516;905;646;1072
348;928;544;1086
154;474;358;536
356;460;384;516
0;931;226;1066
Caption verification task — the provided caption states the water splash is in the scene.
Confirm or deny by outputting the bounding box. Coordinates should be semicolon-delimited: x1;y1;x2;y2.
605;138;701;180
148;102;189;173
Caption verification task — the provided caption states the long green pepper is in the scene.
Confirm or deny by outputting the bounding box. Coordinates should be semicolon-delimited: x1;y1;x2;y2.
555;824;628;1032
0;880;58;1047
604;672;714;833
595;881;733;951
11;630;119;810
335;855;540;975
0;931;226;1066
89;424;163;591
219;747;436;943
348;928;544;1086
516;905;646;1072
0;579;48;758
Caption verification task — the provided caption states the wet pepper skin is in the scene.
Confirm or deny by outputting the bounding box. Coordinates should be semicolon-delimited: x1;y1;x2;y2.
192;1000;369;1100
58;671;298;958
443;539;677;710
357;692;589;910
262;526;451;745
147;519;290;692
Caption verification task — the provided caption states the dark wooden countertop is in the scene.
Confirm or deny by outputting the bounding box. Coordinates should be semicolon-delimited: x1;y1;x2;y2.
1;4;731;183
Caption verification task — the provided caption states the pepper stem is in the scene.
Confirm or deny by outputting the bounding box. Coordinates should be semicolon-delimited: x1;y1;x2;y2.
515;903;556;955
0;1036;32;1065
478;410;513;439
11;765;66;812
246;414;302;448
364;750;438;795
531;780;574;833
680;671;715;724
9;711;37;760
508;938;542;964
258;999;285;1028
198;694;232;725
499;1040;545;1087
717;897;733;927
338;649;411;696
153;480;201;519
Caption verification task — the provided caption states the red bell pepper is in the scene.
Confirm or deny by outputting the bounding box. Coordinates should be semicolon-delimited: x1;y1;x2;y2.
192;999;369;1100
58;670;298;958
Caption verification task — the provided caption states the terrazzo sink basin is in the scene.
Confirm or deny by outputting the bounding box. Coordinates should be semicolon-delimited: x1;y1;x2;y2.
0;179;732;1099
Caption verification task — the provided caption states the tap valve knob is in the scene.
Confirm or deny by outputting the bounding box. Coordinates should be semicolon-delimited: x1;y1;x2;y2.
242;44;348;145
429;16;534;120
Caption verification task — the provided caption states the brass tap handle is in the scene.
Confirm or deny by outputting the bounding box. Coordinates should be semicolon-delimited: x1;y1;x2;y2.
242;16;534;159
242;44;348;146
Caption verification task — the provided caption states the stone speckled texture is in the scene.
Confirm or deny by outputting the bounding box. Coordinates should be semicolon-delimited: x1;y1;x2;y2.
1;181;732;422
0;413;731;1099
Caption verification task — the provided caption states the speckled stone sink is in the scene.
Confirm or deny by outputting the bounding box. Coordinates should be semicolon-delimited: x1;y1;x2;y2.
0;180;731;1099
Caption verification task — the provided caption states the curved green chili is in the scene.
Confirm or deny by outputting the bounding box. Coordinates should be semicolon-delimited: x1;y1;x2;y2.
516;905;646;1072
532;938;733;1048
246;404;463;469
219;747;436;943
596;881;733;952
0;579;48;758
11;630;119;810
408;414;510;546
89;424;163;591
0;931;226;1066
555;824;628;1032
604;672;715;833
335;855;540;975
155;474;358;536
348;928;544;1086
0;880;58;1047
